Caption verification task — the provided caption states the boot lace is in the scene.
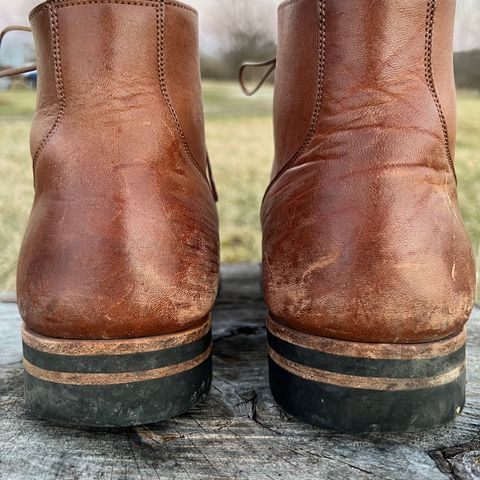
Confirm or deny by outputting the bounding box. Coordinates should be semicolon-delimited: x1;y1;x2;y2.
239;58;276;96
0;26;36;78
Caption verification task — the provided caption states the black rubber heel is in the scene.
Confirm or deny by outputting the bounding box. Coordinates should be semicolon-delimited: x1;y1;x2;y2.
267;316;466;433
22;317;213;427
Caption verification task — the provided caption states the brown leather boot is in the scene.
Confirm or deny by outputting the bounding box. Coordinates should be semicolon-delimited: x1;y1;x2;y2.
3;0;219;426
261;0;476;431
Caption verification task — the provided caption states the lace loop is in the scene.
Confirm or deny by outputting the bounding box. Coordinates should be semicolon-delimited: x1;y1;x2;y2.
206;152;218;202
0;26;37;79
239;58;276;96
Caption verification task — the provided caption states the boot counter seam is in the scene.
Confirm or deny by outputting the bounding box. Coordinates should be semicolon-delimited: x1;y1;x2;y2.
156;1;209;183
30;0;196;19
424;0;456;182
32;4;66;173
263;0;327;202
30;0;209;187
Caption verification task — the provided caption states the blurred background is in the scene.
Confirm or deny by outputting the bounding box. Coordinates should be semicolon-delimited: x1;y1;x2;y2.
0;0;479;297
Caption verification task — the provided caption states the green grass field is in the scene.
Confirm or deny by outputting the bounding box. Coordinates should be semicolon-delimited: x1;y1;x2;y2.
0;84;479;298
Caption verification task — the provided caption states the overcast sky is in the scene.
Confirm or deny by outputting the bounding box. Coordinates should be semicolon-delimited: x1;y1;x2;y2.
1;0;479;52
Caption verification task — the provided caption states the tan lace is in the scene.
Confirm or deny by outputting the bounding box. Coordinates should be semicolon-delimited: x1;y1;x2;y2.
0;26;37;79
239;58;276;96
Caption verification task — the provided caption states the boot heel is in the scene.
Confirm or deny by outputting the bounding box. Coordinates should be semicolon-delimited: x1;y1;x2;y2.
22;316;212;427
267;315;466;432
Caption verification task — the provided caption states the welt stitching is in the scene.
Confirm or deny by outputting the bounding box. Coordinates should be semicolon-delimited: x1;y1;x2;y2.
155;1;208;182
263;0;327;200
32;4;66;172
30;0;196;20
424;0;456;182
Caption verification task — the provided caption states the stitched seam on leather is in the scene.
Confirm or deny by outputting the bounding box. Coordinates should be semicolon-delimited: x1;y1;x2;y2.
264;0;327;200
30;0;204;181
156;1;208;182
32;4;66;172
424;0;456;181
30;0;196;19
30;1;155;18
165;1;196;14
278;0;302;11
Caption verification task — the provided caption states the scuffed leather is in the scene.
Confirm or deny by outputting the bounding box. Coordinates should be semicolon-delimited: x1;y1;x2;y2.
272;0;318;177
262;0;476;343
17;0;219;340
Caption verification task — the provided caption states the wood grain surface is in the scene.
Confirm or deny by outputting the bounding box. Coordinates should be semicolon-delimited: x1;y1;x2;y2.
0;264;479;479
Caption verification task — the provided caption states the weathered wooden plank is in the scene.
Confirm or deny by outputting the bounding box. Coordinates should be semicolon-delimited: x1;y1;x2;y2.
0;264;479;479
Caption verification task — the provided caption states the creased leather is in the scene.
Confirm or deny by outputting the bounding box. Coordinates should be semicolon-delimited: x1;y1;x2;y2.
262;0;476;343
272;0;319;177
164;2;206;170
29;7;58;163
431;0;457;157
17;0;219;340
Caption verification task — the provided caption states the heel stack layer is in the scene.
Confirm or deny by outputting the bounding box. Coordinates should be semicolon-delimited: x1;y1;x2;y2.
267;315;466;432
22;316;213;427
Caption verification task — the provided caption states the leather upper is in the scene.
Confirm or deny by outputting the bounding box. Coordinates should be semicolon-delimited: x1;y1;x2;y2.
263;0;476;343
17;0;219;339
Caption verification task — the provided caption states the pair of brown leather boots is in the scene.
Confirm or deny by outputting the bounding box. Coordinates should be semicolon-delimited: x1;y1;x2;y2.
2;0;475;432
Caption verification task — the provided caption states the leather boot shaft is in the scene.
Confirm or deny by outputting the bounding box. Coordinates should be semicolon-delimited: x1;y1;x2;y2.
271;0;457;177
17;0;219;339
29;0;209;172
263;0;476;343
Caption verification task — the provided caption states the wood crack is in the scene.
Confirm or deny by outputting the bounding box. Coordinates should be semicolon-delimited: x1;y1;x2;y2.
429;437;480;480
0;265;479;479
